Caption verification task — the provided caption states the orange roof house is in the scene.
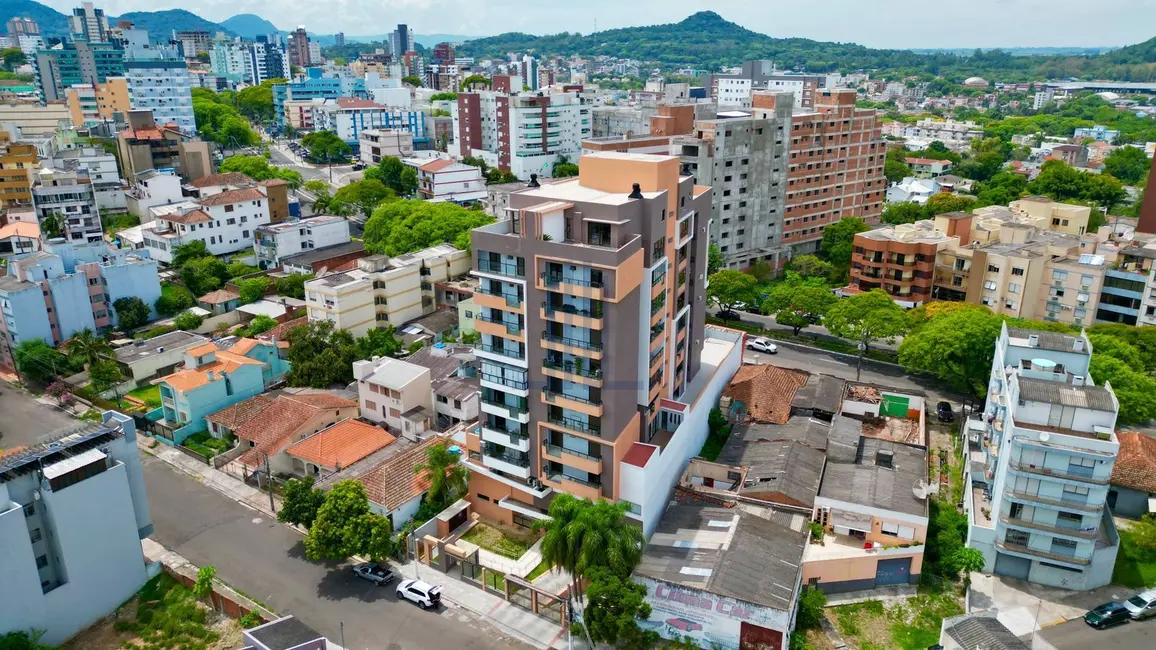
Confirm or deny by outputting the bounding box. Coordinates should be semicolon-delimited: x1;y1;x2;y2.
286;419;397;474
721;365;808;425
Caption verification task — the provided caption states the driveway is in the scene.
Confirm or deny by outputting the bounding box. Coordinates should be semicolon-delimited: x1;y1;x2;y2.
0;383;82;449
969;572;1145;637
141;452;532;650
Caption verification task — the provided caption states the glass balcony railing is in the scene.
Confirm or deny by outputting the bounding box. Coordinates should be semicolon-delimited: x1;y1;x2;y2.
543;302;603;320
547;415;601;436
544;389;602;407
480;395;529;415
478;259;523;277
542;272;603;289
479;371;528;390
541;332;602;351
479;343;525;360
477;314;523;335
543;358;602;379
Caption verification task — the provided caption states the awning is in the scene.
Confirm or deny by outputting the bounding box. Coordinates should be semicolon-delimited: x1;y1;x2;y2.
830;509;873;533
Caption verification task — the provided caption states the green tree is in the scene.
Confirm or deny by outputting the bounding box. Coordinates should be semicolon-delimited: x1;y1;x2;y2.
884;158;912;183
171;240;211;267
302;130;351;162
532;494;644;587
218;155;303;188
278;476;326;529
357;326;404;359
401;75;423;87
243;315;278;336
155;284;195;316
925;192;976;215
819;217;870;280
360;512;397;562
173;312;203;331
1089;354;1156;425
774;285;837;335
333;179;393;216
0;630;56;650
194;565;216;599
574;566;659;649
362;200;494;255
286;320;360;387
1028;159;1089;201
459;74;489;90
413;442;468;507
1084;173;1127;215
64;328;113;370
430;92;458;101
275;273;313;299
881;202;928;225
13;339;68;383
304;480;373;561
749;259;773;284
825;289;908;381
236;82;277;122
237;277;270;305
113;296;151;330
707;243;724;275
899;308;1002;396
949;547;986;576
552;157;579;178
1103;145;1150;185
1;48;27;71
89;360;123;393
788;254;833;280
181;257;229;297
795;587;828;631
226;261;259;279
40;213;61;239
373;156;418;196
706;269;758;314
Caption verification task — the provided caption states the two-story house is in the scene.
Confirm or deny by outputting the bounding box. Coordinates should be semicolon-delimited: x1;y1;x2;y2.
965;324;1120;589
404;158;486;204
150;339;286;444
254;215;350;270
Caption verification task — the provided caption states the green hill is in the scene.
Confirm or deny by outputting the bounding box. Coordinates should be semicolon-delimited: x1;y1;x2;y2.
219;14;281;39
114;9;234;39
0;0;70;37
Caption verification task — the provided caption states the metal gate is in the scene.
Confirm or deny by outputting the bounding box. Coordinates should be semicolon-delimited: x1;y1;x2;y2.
994;553;1032;580
875;557;912;587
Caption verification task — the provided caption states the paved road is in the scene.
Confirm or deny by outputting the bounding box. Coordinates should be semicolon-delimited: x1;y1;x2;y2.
0;383;81;449
269;143;359;189
720;309;901;351
141;453;532;650
1037;617;1156;650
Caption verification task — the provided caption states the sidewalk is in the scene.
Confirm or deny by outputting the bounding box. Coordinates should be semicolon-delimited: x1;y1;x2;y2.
142;438;282;516
145;439;570;649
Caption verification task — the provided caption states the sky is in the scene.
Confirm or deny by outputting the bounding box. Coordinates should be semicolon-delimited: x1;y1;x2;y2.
37;0;1156;49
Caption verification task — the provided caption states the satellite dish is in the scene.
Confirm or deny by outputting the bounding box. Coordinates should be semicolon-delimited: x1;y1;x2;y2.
1039;431;1050;442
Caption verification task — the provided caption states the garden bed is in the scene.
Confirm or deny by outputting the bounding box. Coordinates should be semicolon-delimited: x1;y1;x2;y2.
183;432;235;459
461;522;533;559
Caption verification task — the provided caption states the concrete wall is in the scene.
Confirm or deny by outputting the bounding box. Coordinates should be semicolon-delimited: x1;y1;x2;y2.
636;577;790;650
48;273;96;342
102;261;163;324
801;549;923;594
1109;485;1152;519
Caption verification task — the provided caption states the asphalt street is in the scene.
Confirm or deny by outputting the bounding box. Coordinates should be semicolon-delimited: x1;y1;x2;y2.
1036;617;1156;650
141;452;533;650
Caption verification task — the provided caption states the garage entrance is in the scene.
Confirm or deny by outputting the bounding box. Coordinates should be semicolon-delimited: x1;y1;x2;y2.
994;552;1032;580
875;557;912;587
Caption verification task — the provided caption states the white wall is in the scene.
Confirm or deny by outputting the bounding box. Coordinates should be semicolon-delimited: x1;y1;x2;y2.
636;577;790;650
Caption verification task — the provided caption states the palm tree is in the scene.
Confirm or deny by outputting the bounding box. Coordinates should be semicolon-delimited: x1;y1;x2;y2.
414;442;468;507
65;329;113;371
533;494;645;596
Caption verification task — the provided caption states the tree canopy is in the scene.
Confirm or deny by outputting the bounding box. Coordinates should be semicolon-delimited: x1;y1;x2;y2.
332;179;394;217
285;320;359;388
218;155;303;188
302;130;351;162
113;297;151;330
1103;146;1151;185
820;217;871;280
899;306;1002;395
706;269;758;313
362;200;494;255
192;89;259;148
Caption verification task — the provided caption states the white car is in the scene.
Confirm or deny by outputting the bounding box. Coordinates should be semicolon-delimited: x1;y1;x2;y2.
746;338;778;354
1123;588;1156;620
396;579;442;609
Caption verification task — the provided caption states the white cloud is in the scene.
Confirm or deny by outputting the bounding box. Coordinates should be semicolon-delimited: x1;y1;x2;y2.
33;0;1154;48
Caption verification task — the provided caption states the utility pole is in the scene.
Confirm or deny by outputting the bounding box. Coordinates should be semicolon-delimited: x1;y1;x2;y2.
340;621;346;649
263;452;275;514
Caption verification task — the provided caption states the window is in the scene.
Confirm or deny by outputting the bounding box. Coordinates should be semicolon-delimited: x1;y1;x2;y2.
477;493;491;502
1005;530;1030;546
984;280;997;290
987;264;1000;273
30;528;41;543
512;513;535;528
1008;283;1021;294
224;204;234;213
1052;270;1068;282
36;554;48;569
23;503;34;517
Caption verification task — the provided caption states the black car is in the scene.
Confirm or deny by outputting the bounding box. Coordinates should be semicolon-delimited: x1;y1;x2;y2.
936;401;954;422
1084;601;1131;629
717;309;741;321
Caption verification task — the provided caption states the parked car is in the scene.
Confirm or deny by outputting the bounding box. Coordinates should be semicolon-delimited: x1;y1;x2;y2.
716;309;741;321
936;401;955;422
396;579;442;609
352;562;394;586
1084;602;1131;629
1123;589;1156;620
747;338;778;354
352;163;366;171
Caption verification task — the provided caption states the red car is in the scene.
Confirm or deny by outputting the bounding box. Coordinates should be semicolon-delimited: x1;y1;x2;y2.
665;618;703;633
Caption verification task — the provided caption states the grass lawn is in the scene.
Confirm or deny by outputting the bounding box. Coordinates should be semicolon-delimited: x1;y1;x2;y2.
1113;526;1156;588
127;384;162;408
525;559;551;582
461;522;530;559
832;592;963;650
182;432;234;458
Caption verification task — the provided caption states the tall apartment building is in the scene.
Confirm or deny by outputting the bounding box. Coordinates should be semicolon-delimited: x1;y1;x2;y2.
0;240;161;367
69;2;110;43
311;98;429;151
965;324;1120;590
272;71;367;127
463;152;710;523
673;98;793;269
288;28;311;68
65;77;131;127
247;42;290;85
116;110;212;183
705;61;833;109
304;244;472;337
6;17;39;37
31;166;103;243
44;146;125;213
846;219;958;308
755;89;886;255
34;42;125;103
118;29;195;135
0;413;153;646
0;131;37;210
389;24;413;59
453;90;591;180
174;30;212;59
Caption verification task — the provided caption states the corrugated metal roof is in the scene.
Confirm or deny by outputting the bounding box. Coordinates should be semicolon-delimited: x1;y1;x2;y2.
1017;376;1116;412
42;447;107;480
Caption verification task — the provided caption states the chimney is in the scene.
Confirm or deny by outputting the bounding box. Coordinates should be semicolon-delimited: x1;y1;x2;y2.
527;173;540;188
628;183;643;199
875;449;894;469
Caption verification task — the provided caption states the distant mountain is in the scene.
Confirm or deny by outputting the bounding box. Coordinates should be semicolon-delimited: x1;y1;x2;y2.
220;14;281;39
0;0;70;37
414;34;477;48
114;9;234;38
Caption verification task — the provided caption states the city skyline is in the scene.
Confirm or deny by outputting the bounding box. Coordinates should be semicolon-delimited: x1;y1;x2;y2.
29;0;1152;50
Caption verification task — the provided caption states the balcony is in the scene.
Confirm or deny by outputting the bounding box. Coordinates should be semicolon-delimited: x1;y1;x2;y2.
1008;461;1110;485
995;539;1091;566
543;390;603;415
480;395;529;419
541;332;603;359
542;358;603;385
478;342;525;361
1000;512;1099;540
474;287;524;311
545;415;601;437
479;371;528;392
476;314;524;338
540;272;604;300
541;302;603;330
1004;490;1103;512
543;444;603;474
483;448;531;479
477;258;523;278
481;424;530;452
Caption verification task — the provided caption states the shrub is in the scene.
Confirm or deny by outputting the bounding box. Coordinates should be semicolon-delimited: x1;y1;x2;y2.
240;611;262;628
173;312;203;331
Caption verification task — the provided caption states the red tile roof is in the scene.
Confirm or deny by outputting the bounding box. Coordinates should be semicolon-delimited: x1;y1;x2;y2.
259;178;288;187
721;365;808;425
261;317;307;344
336;98;384;109
622;443;658;468
419;158;456;173
189;172;254;188
162;209;212;225
286;419;396;469
199;187;266;206
234;393;358;467
205;394;276;430
358;435;449;512
1112;432;1156;494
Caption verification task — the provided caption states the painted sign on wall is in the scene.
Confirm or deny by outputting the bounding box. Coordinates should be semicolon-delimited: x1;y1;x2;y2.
635;577;789;650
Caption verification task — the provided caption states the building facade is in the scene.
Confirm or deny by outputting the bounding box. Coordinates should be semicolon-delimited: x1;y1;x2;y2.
0;413;153;646
0;132;37;210
141;183;275;264
116;110;212;183
34;41;125;103
965;325;1120;590
845;220;959;308
405;157;486;203
253;215;350;269
359;128;414;163
123;58;195;136
311;98;429;150
31;166;103;243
